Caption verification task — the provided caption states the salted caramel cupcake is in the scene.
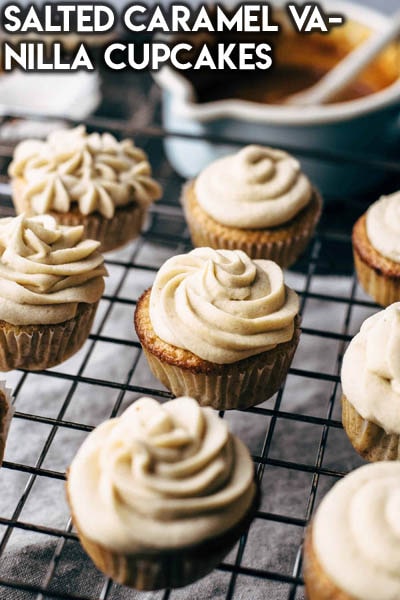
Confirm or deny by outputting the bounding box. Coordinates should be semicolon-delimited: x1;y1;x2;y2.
341;303;400;461
0;214;107;371
182;145;322;269
353;190;400;306
67;395;258;590
9;126;162;253
0;382;13;467
304;462;400;600
134;248;300;409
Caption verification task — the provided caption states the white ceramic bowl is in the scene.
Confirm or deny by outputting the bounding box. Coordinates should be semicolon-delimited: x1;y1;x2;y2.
154;1;400;196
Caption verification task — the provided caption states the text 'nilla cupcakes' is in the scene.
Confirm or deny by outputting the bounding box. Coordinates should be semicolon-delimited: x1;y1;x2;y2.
9;126;162;252
303;462;400;600
353;190;400;306
135;247;300;409
67;395;259;590
182;145;322;268
0;214;107;371
341;303;400;461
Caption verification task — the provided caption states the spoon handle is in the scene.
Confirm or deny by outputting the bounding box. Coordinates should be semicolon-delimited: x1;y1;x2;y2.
289;10;400;106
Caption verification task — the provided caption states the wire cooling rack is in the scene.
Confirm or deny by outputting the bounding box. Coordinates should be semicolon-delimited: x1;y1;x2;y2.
0;105;400;600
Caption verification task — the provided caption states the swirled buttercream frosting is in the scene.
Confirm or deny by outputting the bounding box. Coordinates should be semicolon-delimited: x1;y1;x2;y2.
9;126;162;218
366;191;400;262
313;462;400;600
68;396;256;551
341;303;400;434
0;214;106;325
149;247;299;364
194;145;313;229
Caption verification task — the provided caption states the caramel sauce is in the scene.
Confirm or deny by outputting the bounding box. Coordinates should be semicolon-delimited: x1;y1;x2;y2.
196;64;377;105
185;18;400;107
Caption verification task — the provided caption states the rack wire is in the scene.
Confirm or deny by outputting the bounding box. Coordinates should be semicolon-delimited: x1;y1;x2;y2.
0;102;399;600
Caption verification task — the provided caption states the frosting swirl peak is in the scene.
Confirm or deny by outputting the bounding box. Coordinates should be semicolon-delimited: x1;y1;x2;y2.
68;396;256;551
150;248;299;364
9;126;162;218
0;214;106;325
195;145;313;228
341;303;400;434
313;462;400;600
366;191;400;262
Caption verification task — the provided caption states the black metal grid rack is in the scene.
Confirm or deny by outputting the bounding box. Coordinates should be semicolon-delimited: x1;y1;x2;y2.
0;103;400;600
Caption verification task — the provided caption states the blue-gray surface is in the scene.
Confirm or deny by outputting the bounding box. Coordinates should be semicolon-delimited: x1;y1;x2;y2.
1;2;398;600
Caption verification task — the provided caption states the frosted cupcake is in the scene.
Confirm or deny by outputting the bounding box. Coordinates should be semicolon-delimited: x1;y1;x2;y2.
9;126;162;252
67;396;258;590
0;382;13;467
341;303;400;461
0;214;107;371
182;145;322;269
353;190;400;306
134;248;300;409
304;462;400;600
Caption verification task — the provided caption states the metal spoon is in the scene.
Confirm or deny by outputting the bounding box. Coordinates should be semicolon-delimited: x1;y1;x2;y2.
288;10;400;106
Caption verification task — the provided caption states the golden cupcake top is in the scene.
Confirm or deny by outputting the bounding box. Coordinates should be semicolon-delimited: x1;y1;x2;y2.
150;247;299;364
313;462;400;600
366;190;400;262
0;214;107;325
341;303;400;434
67;395;256;552
9;126;162;218
194;145;313;229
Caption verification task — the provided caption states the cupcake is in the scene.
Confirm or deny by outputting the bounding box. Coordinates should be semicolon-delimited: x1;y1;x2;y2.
181;145;322;269
67;395;259;590
0;382;13;466
303;462;400;600
134;248;300;410
341;303;400;461
353;190;400;306
9;126;162;253
0;214;107;371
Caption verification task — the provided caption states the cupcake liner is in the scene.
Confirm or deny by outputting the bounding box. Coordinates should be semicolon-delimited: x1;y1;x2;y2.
342;394;400;461
181;183;322;269
142;325;300;410
182;217;310;267
353;248;400;307
51;204;146;254
0;382;14;466
303;526;352;600
68;481;259;591
0;302;98;371
12;178;146;253
352;214;400;307
135;289;301;410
